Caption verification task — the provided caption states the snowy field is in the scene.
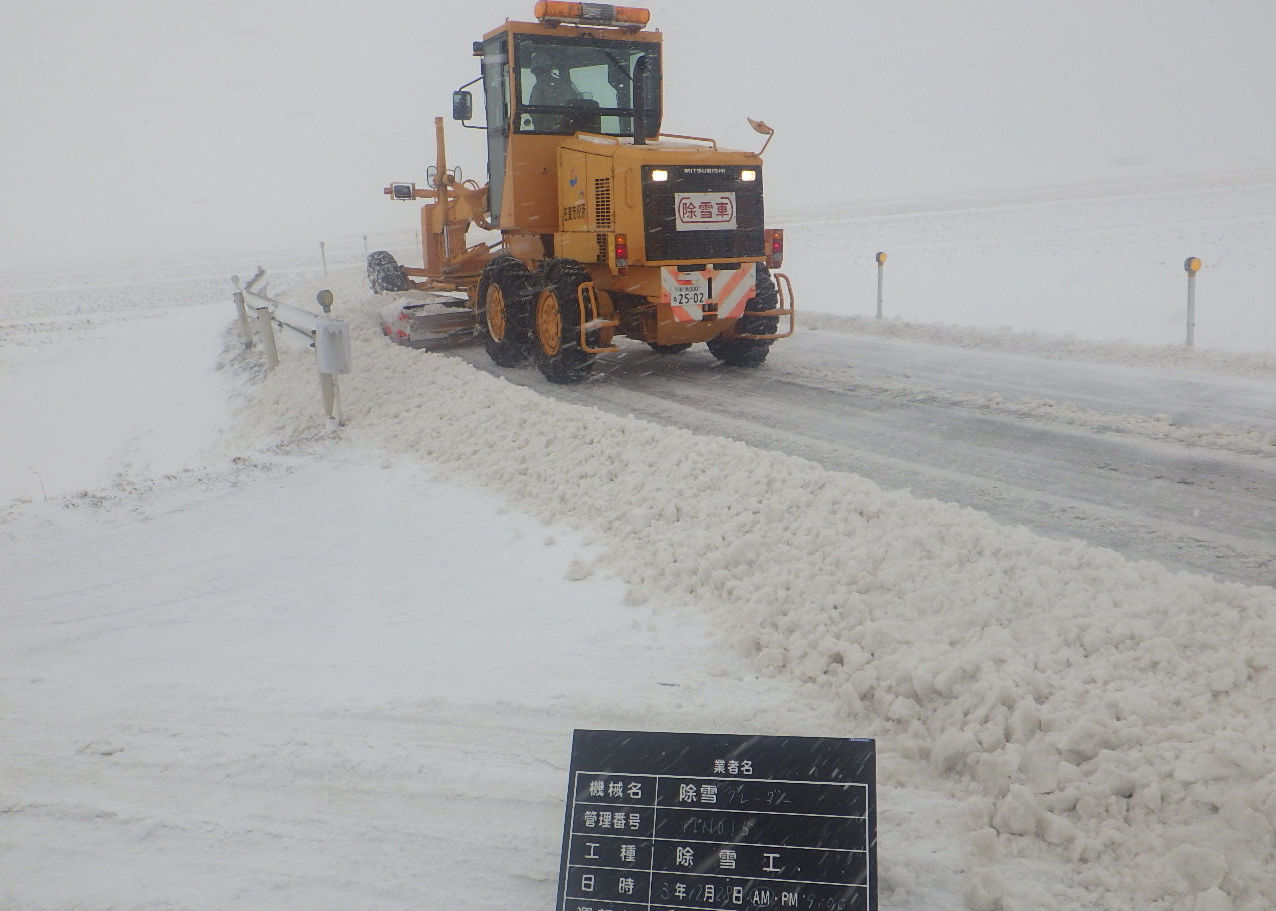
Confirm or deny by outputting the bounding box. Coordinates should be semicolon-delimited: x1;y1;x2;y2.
4;178;1276;911
779;169;1276;355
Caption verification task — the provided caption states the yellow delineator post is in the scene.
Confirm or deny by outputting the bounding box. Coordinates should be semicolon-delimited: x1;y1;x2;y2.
876;251;888;319
1184;256;1202;347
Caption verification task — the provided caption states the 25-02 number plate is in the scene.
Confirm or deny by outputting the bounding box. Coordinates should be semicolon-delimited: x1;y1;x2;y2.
664;271;709;319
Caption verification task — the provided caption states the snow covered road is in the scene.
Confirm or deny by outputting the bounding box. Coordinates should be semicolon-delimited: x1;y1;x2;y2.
447;331;1276;588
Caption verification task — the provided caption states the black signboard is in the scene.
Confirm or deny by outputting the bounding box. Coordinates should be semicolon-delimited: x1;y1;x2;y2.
555;730;877;911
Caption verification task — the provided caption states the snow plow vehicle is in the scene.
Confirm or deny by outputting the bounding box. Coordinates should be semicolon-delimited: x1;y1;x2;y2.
370;2;794;383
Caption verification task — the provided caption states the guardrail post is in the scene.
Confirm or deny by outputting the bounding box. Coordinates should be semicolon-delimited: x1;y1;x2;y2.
255;306;279;369
1184;256;1201;347
314;290;350;427
233;290;253;348
232;271;352;423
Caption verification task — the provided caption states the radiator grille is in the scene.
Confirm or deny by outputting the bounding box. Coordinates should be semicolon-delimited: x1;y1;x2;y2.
594;178;614;230
641;165;764;263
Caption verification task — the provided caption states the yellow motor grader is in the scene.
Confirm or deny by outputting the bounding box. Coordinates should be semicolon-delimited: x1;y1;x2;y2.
372;1;794;383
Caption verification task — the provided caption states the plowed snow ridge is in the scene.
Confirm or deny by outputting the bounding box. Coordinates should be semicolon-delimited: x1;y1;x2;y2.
229;269;1276;911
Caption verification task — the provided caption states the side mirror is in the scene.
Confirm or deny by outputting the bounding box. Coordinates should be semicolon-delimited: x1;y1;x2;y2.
452;90;473;122
632;55;661;144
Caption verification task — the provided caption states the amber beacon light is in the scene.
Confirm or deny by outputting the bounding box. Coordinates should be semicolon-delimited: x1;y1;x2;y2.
534;2;651;28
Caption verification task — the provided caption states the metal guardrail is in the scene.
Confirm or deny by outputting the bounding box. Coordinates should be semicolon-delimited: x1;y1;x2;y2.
230;269;351;427
233;268;320;340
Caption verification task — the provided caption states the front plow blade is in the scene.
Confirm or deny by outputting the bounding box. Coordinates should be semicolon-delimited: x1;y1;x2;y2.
379;292;478;349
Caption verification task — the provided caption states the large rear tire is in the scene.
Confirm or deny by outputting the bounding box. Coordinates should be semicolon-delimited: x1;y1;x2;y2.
706;264;779;367
531;259;595;384
477;255;534;367
367;250;410;293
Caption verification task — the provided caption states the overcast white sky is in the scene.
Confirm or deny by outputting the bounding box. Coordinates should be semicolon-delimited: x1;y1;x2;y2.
4;0;1275;269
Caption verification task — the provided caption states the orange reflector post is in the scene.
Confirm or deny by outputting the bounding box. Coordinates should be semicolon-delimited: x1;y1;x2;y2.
765;228;784;269
534;2;650;28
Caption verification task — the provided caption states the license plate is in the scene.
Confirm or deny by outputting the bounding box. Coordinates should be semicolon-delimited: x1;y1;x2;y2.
665;271;710;321
670;276;708;309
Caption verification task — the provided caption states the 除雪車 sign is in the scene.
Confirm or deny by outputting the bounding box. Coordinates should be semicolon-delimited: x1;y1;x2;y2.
675;193;737;231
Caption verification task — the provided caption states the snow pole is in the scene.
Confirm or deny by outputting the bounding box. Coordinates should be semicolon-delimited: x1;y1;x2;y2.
319;241;329;277
875;251;887;319
1184;256;1201;347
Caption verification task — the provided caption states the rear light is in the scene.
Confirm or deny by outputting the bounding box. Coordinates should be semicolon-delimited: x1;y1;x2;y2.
764;228;784;269
614;233;629;274
534;3;650;28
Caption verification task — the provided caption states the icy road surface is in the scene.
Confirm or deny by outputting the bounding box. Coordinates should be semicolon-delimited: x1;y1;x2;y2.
447;330;1276;589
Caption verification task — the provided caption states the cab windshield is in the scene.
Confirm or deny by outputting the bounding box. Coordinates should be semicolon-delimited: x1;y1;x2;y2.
513;34;660;137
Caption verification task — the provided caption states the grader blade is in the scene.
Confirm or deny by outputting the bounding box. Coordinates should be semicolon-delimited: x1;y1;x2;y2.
379;292;478;349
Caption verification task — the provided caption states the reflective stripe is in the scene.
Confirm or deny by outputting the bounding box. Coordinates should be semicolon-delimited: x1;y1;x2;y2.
716;266;756;320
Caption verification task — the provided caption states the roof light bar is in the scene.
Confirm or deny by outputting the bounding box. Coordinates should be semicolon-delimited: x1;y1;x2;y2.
534;2;650;29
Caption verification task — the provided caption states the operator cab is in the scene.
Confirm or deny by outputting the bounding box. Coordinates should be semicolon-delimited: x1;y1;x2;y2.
453;3;661;225
514;37;660;137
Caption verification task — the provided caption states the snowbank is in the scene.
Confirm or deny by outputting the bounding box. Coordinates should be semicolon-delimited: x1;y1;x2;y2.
800;312;1276;380
225;269;1276;910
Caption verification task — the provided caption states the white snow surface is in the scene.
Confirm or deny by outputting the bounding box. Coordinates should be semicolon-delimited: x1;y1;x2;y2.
3;240;1275;911
6;3;1276;905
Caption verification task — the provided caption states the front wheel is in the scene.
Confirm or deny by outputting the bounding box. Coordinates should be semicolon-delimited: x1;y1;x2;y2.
532;259;596;384
477;255;534;367
706;264;780;367
367;250;409;293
